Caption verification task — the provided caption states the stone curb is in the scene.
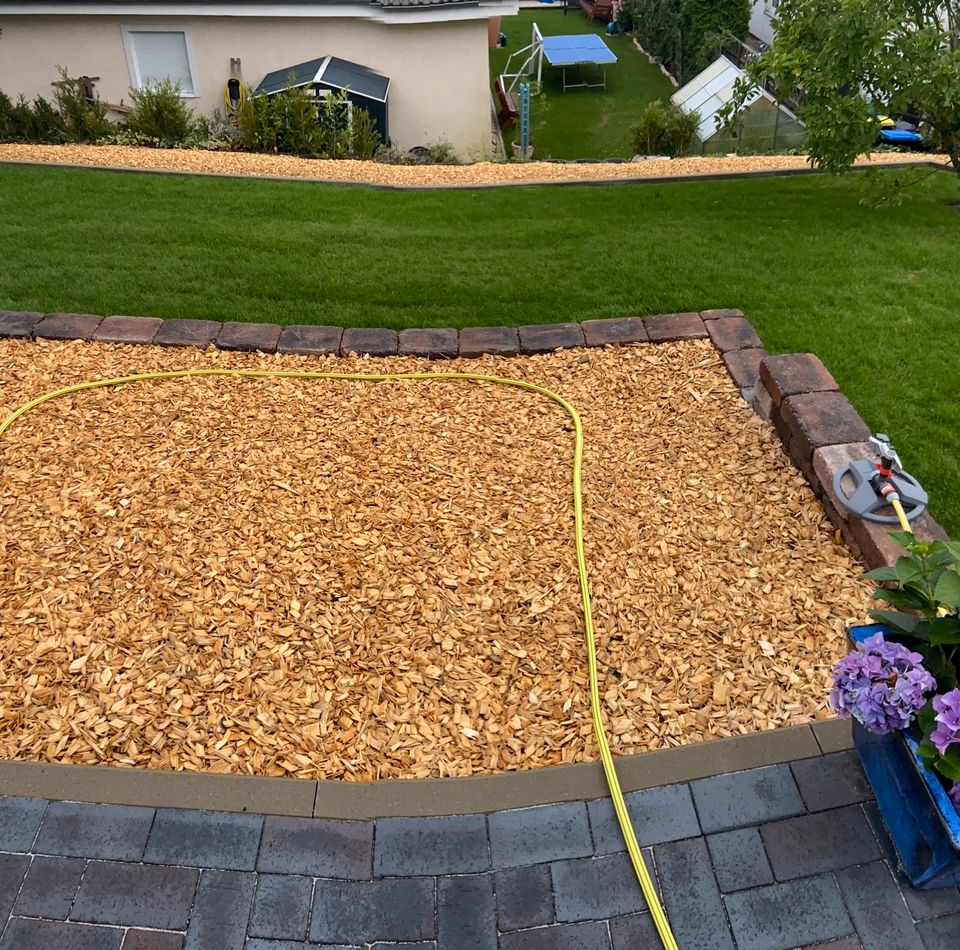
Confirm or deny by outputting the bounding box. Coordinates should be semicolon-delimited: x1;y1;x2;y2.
0;157;950;192
0;303;935;816
0;721;850;819
754;354;949;567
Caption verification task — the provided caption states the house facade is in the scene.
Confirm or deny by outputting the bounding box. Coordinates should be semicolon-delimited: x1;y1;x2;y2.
0;0;518;157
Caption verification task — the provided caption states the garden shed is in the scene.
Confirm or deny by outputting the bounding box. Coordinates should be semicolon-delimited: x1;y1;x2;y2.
254;56;390;142
671;55;805;154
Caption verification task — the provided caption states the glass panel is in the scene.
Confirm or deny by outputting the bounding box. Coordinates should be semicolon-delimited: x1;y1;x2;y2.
131;31;194;94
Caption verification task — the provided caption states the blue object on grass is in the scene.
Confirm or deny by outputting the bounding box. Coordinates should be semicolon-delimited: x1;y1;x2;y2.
541;34;618;67
849;623;960;889
880;128;922;144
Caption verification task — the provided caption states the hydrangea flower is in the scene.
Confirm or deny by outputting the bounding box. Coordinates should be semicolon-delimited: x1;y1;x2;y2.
950;782;960;817
930;689;960;756
830;633;936;735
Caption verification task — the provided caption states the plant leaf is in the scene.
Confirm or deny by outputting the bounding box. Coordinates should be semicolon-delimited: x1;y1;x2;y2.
933;569;960;610
889;530;916;550
867;610;924;637
928;617;960;646
873;588;930;611
894;556;925;586
933;748;960;782
938;540;960;562
862;566;898;582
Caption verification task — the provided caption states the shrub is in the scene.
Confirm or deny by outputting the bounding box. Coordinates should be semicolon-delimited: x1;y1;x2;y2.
0;92;67;143
348;106;381;160
127;79;193;145
52;68;114;142
631;99;700;156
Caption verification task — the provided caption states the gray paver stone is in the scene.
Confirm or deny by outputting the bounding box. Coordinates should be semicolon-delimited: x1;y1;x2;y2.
437;873;496;950
609;912;662;949
0;795;47;851
495;863;555;931
34;312;103;340
488;802;592;868
13;854;85;919
895;872;960;920
248;873;312;941
518;322;585;354
185;869;255;950
310;877;435;945
799;938;863;950
216;322;282;353
0;853;30;925
154;319;221;348
93;316;163;345
34;802;155;861
244;943;348;950
760;805;880;880
375;814;489;876
72;860;199;930
724;874;855;950
145;809;263;870
0;918;123;950
498;920;612;950
835;862;924;950
257;815;372;879
458;325;519;358
791;752;874;812
644;312;707;342
122;931;185;950
690;764;805;833
398;327;458;358
371;944;437;950
706;828;775;892
340;327;398;356
276;325;343;356
581;317;648;347
588;783;700;853
552;851;651;922
0;310;43;338
916;913;960;950
654;836;734;950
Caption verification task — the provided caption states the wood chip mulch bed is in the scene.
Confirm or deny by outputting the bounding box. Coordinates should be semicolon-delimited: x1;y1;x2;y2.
0;142;946;187
0;339;868;780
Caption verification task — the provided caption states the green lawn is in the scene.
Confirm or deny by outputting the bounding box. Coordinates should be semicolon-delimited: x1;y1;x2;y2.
490;9;674;159
0;162;959;534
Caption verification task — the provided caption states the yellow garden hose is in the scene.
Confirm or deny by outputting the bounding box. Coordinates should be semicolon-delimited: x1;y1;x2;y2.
0;367;678;950
892;497;912;533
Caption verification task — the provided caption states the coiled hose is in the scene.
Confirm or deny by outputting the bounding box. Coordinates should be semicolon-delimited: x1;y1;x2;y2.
0;367;679;950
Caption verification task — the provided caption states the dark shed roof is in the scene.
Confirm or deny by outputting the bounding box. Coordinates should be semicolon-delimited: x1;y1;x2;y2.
254;56;389;102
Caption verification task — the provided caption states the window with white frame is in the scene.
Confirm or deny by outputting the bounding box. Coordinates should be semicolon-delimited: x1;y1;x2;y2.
122;26;198;97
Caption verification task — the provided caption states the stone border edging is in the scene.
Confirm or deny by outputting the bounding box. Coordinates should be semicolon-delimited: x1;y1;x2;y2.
0;302;939;817
0;157;951;192
0;720;853;819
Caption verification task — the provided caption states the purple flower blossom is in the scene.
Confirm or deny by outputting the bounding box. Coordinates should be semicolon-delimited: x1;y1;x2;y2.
950;782;960;817
930;689;960;755
830;633;936;735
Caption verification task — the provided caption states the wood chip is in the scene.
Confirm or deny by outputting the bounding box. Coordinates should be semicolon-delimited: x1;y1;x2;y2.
0;339;869;780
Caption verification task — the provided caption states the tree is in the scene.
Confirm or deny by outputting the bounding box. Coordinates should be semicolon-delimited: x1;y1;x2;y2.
719;0;960;173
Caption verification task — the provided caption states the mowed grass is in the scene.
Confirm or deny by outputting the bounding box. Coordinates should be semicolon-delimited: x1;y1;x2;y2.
489;9;674;159
0;162;959;533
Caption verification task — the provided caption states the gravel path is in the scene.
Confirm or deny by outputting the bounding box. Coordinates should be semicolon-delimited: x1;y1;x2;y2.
0;142;945;187
0;338;867;780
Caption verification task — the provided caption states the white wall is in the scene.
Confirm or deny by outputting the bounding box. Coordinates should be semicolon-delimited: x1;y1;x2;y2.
748;0;776;48
0;14;494;157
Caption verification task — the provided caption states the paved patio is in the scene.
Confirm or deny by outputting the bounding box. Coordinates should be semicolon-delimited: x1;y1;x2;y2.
1;749;958;950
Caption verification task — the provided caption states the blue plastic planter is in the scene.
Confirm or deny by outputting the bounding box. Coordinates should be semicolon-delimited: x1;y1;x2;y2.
850;623;960;888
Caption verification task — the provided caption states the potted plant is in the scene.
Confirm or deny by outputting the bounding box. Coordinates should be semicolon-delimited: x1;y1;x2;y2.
831;532;960;888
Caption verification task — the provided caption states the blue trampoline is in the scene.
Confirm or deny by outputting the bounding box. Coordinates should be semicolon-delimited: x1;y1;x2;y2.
541;33;617;91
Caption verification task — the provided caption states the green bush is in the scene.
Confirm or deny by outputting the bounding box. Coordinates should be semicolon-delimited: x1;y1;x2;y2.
632;0;749;84
127;79;193;145
236;82;380;159
0;90;68;142
52;68;114;142
631;99;700;156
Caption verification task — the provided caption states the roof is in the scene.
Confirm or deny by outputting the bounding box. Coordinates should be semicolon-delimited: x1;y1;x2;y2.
8;0;477;6
671;56;764;141
254;56;390;102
